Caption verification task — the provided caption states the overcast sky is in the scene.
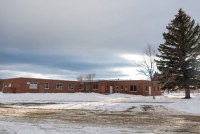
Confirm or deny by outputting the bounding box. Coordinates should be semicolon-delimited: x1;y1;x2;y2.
0;0;200;80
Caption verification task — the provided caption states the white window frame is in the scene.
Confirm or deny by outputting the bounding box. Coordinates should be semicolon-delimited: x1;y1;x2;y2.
45;83;50;89
29;82;38;89
130;85;137;92
79;84;85;90
4;83;11;87
56;83;63;89
93;84;98;90
68;84;74;90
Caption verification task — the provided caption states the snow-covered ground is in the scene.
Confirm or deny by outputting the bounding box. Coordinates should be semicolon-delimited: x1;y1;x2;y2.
0;120;155;134
0;92;200;115
0;92;200;134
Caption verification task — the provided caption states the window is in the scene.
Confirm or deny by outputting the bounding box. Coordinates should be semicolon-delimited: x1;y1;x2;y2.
120;86;123;90
4;83;11;87
115;86;119;93
45;83;50;89
130;85;137;92
93;84;98;90
56;83;62;89
79;84;85;90
29;82;38;89
68;84;74;90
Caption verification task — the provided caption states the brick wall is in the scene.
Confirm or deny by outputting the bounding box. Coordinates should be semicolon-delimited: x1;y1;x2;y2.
0;80;3;92
1;78;161;96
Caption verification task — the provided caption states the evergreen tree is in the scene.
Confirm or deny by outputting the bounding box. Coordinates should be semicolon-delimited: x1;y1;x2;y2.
156;9;200;99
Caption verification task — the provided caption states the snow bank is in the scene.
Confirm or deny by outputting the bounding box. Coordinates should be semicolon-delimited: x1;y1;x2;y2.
164;93;200;114
0;92;103;103
0;92;200;115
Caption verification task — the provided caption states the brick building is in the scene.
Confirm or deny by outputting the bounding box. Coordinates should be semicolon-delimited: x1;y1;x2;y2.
0;79;3;92
0;77;161;96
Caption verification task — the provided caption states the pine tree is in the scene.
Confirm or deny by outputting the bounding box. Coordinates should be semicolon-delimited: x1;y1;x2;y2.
156;9;200;99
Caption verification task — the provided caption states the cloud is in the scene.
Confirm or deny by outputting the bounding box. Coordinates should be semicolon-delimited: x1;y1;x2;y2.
0;0;200;80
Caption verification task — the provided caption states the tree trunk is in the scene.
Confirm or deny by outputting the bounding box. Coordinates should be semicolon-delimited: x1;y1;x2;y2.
185;88;191;99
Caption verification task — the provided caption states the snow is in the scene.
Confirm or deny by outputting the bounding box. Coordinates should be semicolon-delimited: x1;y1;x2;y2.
0;120;153;134
163;92;200;114
0;92;200;115
0;92;200;133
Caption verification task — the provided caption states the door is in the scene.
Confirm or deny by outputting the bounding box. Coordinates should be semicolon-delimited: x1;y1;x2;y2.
148;86;151;96
109;86;113;94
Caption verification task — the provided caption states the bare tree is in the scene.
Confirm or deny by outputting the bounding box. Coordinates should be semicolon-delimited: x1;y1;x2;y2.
76;75;84;82
137;44;156;81
85;73;96;92
85;73;96;82
136;44;157;98
77;73;96;93
76;73;96;82
76;75;85;91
